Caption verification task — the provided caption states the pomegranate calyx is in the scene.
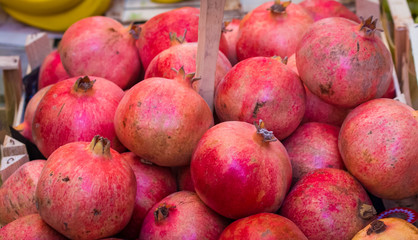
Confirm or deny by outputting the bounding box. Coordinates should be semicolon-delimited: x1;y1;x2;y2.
73;76;96;92
359;203;377;220
413;110;418;119
268;0;291;14
254;119;277;142
366;220;387;235
171;66;199;86
89;135;111;157
359;16;383;37
128;23;141;40
272;55;288;65
169;29;187;46
154;203;176;222
222;21;233;33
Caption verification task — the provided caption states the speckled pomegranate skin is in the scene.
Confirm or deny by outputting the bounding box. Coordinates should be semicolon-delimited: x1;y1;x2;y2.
177;165;195;192
59;16;141;90
215;57;306;140
191;121;292;219
219;213;308;240
0;214;67;240
296;17;393;108
0;160;45;225
137;7;200;71
300;0;360;22
117;152;177;239
139;191;229;240
35;140;137;240
279;168;373;240
38;49;69;89
32;76;125;158
283;122;344;184
338;98;418;199
220;19;241;65
236;2;313;61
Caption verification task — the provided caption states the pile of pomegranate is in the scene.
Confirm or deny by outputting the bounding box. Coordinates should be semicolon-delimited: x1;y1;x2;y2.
2;0;417;239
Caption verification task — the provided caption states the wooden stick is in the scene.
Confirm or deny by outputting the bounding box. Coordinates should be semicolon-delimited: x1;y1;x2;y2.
196;0;226;112
25;32;53;72
0;135;28;186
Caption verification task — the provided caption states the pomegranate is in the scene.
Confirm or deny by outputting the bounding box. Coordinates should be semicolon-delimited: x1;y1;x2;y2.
302;85;351;126
219;213;308;240
338;98;418;200
32;76;125;158
117;152;177;239
145;41;232;90
220;19;241;65
38;49;69;89
137;7;200;71
0;214;67;239
299;0;360;23
0;160;45;225
279;168;375;240
139;191;228;240
59;16;141;89
114;67;214;167
215;56;306;140
381;76;396;98
286;54;298;74
283;122;344;184
191;120;292;219
176;165;195;192
352;218;418;239
296;16;393;108
236;1;313;61
14;85;51;143
35;136;137;239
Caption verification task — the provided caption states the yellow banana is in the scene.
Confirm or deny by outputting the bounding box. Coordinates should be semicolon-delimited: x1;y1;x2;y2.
151;0;184;3
2;0;112;32
0;0;83;15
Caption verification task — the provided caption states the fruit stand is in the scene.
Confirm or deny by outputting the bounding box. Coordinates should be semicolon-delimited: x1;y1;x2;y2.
0;0;417;239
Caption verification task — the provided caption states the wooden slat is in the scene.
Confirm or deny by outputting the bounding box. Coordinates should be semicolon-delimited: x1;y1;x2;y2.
25;32;53;71
0;135;28;186
195;0;226;111
408;23;418;108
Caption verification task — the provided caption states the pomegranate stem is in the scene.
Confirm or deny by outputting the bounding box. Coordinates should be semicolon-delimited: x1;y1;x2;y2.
254;119;277;142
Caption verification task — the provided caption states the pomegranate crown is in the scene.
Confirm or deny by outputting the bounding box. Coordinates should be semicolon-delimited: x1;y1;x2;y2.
254;119;277;142
272;55;288;65
89;135;111;157
154;203;176;222
222;21;233;33
129;23;141;40
367;220;387;235
171;66;201;85
73;76;96;92
267;0;291;14
169;29;187;46
359;16;383;36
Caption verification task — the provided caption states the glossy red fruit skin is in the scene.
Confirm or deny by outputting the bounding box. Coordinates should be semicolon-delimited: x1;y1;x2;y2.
0;160;45;225
220;19;241;65
35;138;137;240
139;191;229;240
300;0;361;23
59;16;141;90
144;42;232;90
215;56;306;140
279;168;373;240
338;98;418;200
137;7;200;71
296;17;393;108
114;73;214;167
191;121;292;219
0;214;67;240
219;213;308;240
283;122;344;185
176;165;195;192
32;76;125;158
236;1;313;61
38;50;70;89
117;152;177;239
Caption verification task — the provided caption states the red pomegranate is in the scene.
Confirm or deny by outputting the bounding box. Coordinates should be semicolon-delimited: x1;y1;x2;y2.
32;76;125;158
296;16;393;108
145;41;232;90
236;1;313;61
279;168;374;240
220;19;241;65
14;85;51;143
286;54;298;74
114;67;214;167
117;152;177;239
0;160;45;225
38;49;69;89
137;7;200;71
139;191;229;240
0;214;67;239
283;122;344;184
219;213;308;239
338;98;418;200
381;76;396;99
191;120;292;219
215;56;306;140
59;16;141;89
35;136;137;240
176;165;195;192
299;0;361;22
